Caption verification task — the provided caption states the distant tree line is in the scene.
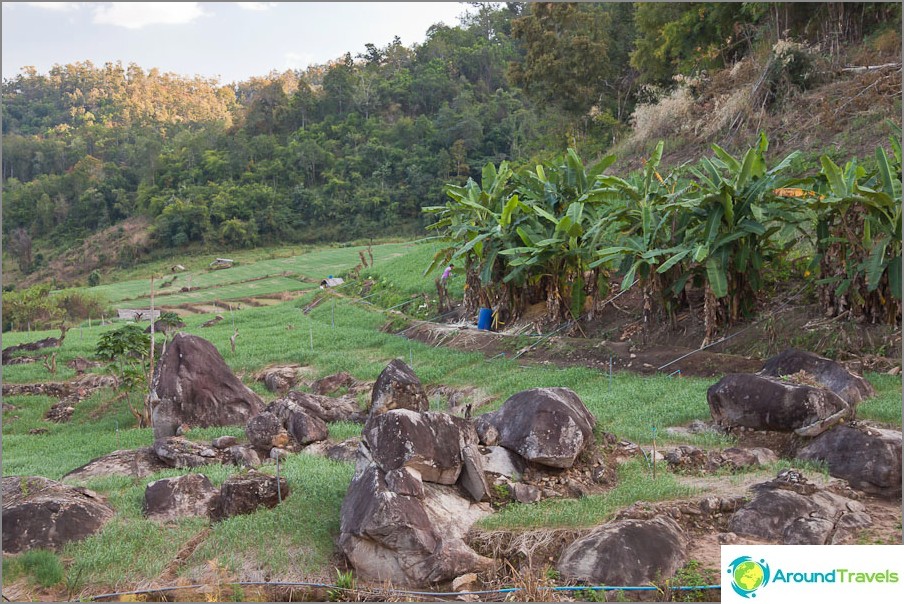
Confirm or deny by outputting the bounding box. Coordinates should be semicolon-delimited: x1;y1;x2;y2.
2;3;899;275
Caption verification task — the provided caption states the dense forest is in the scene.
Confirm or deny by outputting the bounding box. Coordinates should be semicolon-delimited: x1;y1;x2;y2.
2;2;901;281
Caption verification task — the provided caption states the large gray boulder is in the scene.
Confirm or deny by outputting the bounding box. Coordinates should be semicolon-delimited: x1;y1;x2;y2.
144;474;219;521
760;349;876;405
707;373;852;436
795;424;902;498
151;334;264;439
474;388;595;468
557;516;688;586
363;410;477;485
338;463;493;587
2;476;115;553
729;471;872;544
369;359;429;417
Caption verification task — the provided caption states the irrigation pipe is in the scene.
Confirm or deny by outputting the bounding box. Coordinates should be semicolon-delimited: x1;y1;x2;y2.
511;320;574;360
85;580;721;601
657;280;813;371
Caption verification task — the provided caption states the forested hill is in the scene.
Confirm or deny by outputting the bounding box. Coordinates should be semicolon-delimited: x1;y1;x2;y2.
2;3;900;285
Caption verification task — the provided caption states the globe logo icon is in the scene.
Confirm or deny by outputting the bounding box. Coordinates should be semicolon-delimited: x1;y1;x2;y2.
727;556;770;598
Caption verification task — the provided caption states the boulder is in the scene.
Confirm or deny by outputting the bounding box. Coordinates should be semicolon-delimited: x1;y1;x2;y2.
369;359;429;417
151;333;263;439
229;445;264;468
481;446;526;479
729;471;872;544
208;470;289;521
62;448;169;482
363;410;477;485
265;398;329;446
707;373;852;435
720;447;779;469
2;476;115;553
795;424;902;498
153;436;227;468
760;349;876;405
277;391;363;423
557;516;688;586
286;407;329;446
245;412;286;449
511;483;541;504
257;365;305;394
338;463;493;587
475;388;595;468
310;371;356;395
212;436;238;449
458;444;491;502
144;474;219;521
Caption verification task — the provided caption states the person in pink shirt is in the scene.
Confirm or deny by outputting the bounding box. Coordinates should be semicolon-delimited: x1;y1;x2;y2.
441;263;454;282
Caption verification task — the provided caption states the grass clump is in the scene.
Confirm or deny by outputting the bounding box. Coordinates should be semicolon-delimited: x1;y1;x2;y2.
476;459;696;531
2;549;65;588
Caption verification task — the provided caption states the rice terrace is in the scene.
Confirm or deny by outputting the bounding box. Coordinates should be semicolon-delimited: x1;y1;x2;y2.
1;2;902;602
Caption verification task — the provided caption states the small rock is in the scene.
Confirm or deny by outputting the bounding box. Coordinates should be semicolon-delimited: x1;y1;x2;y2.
270;448;290;461
718;532;738;544
452;573;478;592
212;436;238;449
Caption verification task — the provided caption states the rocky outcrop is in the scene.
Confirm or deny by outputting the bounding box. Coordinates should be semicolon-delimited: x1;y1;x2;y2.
310;371;356;395
153;436;229;468
557;516;688;586
2;476;115;553
62;448;170;482
369;359;429;417
264;398;329;447
256;365;306;394
474;388;595;468
707;373;852;436
144;474;219;521
208;470;289;522
338;464;493;587
729;470;873;544
276;391;363;423
339;387;494;588
363;410;478;484
795;424;902;498
151;333;263;439
760;349;876;405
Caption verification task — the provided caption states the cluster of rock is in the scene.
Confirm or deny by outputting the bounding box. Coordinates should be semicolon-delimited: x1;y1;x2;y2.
338;359;603;587
4;337;899;595
144;469;289;523
707;348;901;499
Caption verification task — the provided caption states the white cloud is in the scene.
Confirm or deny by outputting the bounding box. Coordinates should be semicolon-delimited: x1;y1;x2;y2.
92;2;207;29
235;2;278;11
284;51;315;72
24;2;83;11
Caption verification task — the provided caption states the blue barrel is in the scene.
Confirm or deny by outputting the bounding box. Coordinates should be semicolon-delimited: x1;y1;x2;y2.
477;307;493;331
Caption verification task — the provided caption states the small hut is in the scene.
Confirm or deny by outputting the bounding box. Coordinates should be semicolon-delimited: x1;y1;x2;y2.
320;277;345;289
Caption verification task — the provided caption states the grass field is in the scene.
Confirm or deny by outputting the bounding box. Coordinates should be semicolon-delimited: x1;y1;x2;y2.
2;241;901;594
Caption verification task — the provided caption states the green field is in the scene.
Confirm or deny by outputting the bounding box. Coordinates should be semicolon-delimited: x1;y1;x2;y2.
2;241;901;593
84;241;412;306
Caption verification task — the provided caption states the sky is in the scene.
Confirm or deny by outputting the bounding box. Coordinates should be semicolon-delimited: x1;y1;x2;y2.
1;1;470;84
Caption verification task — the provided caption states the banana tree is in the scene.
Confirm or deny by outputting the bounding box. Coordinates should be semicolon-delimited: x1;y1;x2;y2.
588;141;695;337
498;149;617;325
809;139;902;325
684;132;807;344
423;161;517;317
